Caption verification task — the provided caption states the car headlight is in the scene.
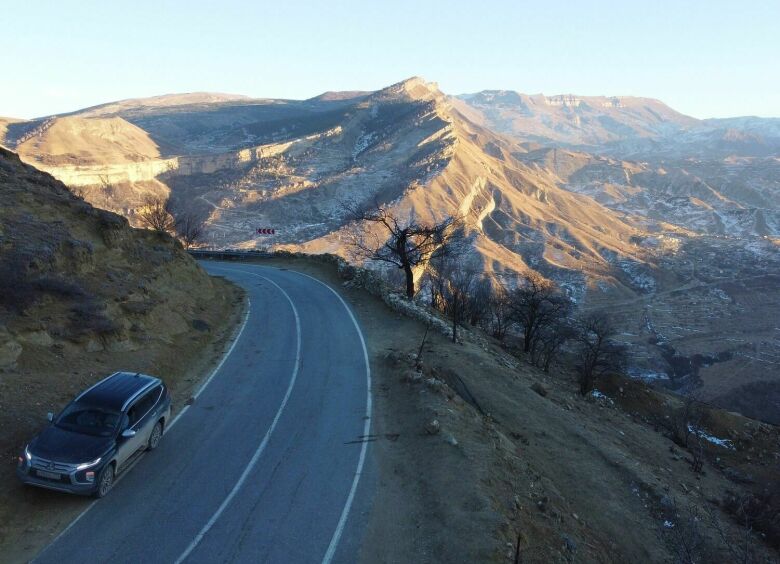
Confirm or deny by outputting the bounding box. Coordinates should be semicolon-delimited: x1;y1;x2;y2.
76;457;102;471
24;445;32;461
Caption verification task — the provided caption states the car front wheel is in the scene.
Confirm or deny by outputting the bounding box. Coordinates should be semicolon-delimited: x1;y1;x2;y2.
147;422;163;451
95;464;115;498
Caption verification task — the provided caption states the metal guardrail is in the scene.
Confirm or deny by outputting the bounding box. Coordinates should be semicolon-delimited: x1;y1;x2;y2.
188;249;274;261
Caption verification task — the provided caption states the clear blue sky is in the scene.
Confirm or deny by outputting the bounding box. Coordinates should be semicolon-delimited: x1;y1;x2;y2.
2;0;778;119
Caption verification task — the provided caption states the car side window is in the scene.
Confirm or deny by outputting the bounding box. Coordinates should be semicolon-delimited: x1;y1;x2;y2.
128;386;162;428
127;405;140;428
119;413;130;432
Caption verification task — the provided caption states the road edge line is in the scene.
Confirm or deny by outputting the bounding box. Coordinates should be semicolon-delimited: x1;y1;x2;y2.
286;270;373;564
32;285;251;563
167;295;252;432
173;271;302;564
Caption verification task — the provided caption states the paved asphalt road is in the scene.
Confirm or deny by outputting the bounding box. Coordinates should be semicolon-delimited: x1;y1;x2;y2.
35;262;373;564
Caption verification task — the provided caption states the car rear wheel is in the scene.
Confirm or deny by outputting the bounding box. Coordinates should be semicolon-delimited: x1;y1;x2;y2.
95;464;114;498
147;422;163;451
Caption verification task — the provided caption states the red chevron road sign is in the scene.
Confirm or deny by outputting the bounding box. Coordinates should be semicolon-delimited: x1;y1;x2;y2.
256;228;276;235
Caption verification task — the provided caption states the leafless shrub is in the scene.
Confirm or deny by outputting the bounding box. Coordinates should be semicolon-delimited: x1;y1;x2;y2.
665;497;764;564
415;322;431;367
98;175;116;208
484;278;513;341
424;261;449;311
722;492;780;553
574;311;626;395
431;255;479;343
530;319;576;373
138;197;175;234
654;395;704;449
664;500;711;564
689;434;705;474
509;272;570;354
69;185;86;200
464;276;493;328
344;201;462;298
174;211;208;249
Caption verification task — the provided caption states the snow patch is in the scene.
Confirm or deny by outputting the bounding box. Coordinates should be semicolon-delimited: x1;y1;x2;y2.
627;368;670;381
352;131;378;160
687;425;735;449
590;389;614;404
619;259;656;292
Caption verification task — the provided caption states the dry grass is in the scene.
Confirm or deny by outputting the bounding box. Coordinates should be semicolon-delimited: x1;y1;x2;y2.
0;148;247;562
252;256;779;564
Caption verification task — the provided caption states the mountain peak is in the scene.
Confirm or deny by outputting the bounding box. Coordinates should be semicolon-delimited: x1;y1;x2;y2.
373;77;443;102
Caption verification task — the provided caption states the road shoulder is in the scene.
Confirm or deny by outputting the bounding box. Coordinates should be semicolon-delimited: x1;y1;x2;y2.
0;277;246;564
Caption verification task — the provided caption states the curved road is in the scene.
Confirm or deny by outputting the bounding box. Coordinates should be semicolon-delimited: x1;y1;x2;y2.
35;263;373;564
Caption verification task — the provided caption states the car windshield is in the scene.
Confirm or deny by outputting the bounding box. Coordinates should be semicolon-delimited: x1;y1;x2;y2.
55;403;121;437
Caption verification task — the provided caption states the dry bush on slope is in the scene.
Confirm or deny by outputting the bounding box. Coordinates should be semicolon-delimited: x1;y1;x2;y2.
138;196;176;234
574;311;627;395
0;147;245;563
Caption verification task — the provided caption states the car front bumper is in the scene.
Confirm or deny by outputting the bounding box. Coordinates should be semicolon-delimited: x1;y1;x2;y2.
16;466;98;496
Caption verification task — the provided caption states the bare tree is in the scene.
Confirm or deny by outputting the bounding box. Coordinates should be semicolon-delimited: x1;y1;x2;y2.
485;278;513;341
433;255;479;343
575;312;626;395
465;276;493;328
653;394;704;449
345;202;462;298
424;263;449;311
509;272;571;353
714;495;764;564
531;320;576;373
98;175;115;208
138;197;175;234
664;499;710;564
689;432;705;474
69;185;86;200
174;211;208;249
664;497;761;564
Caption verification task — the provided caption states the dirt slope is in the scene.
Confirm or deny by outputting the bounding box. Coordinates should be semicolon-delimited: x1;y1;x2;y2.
13;116;163;166
0;147;244;561
259;256;779;564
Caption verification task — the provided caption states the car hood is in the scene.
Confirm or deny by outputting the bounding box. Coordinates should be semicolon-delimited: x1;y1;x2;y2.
29;426;113;464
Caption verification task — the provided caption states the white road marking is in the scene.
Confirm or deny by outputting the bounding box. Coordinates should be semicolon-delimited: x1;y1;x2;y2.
32;285;252;563
210;264;373;562
35;262;371;564
290;270;372;564
173;270;302;564
167;297;252;432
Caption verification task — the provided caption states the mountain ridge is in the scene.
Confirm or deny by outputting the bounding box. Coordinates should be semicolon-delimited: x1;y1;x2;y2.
1;77;778;416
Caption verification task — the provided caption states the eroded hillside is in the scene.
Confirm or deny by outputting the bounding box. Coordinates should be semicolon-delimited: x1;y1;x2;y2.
0;147;244;560
518;148;780;238
3;78;779;423
1;79;646;283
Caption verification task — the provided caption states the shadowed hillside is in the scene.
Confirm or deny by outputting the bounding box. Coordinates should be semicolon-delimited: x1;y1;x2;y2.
2;78;779;423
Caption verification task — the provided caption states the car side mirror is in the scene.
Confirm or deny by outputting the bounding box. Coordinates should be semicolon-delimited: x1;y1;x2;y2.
46;412;54;422
121;429;137;438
